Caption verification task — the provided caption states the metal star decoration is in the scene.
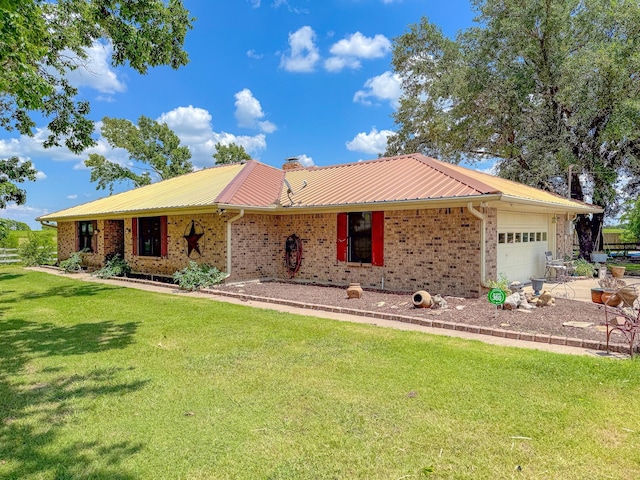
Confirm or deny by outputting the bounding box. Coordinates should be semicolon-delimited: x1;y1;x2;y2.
184;220;204;257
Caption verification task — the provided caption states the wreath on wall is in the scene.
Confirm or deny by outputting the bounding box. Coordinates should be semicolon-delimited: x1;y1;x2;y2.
183;220;205;258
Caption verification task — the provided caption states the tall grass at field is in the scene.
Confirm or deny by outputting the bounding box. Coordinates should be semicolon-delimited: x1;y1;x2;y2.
1;266;639;479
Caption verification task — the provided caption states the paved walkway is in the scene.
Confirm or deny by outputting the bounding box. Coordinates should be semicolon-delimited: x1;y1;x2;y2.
29;267;632;358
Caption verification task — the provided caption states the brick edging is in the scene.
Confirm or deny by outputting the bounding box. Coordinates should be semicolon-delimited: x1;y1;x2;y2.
92;274;634;355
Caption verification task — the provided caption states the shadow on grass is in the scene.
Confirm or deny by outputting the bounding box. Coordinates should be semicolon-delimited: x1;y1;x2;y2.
0;272;24;282
0;317;146;479
21;282;118;300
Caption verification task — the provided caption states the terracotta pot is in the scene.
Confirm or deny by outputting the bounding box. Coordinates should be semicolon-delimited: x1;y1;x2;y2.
610;266;626;279
601;290;622;307
412;290;433;308
346;283;363;299
590;288;604;304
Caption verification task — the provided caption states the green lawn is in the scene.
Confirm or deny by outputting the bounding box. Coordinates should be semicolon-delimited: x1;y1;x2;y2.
1;267;640;479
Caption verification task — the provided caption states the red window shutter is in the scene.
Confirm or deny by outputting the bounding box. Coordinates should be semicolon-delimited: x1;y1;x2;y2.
92;220;98;253
132;218;138;256
371;211;384;267
336;213;348;262
160;216;168;257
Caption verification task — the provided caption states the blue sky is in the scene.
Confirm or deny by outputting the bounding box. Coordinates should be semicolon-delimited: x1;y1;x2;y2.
1;0;476;228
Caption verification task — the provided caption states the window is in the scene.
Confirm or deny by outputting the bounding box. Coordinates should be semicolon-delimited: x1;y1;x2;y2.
133;216;168;257
336;212;384;266
77;220;97;252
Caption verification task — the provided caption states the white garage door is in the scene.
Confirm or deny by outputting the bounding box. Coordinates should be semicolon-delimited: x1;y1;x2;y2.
497;212;549;284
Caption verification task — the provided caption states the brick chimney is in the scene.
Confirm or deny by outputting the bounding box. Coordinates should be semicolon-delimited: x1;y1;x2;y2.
283;156;302;170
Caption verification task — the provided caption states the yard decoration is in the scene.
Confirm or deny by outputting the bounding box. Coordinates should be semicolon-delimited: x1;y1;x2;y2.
412;290;433;308
536;290;555;307
346;283;363;299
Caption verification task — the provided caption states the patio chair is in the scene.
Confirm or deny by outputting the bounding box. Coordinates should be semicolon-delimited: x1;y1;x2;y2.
603;283;640;356
544;251;566;280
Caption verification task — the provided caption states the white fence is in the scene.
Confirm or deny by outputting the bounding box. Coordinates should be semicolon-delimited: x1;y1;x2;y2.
0;248;20;264
0;248;58;264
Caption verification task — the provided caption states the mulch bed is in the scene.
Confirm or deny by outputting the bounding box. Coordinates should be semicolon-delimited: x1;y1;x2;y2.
209;280;629;350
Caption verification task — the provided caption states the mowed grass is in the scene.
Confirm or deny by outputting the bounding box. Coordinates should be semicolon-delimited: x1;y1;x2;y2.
1;268;640;479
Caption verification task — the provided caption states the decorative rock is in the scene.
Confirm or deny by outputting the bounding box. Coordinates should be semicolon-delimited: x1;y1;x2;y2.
346;283;363;299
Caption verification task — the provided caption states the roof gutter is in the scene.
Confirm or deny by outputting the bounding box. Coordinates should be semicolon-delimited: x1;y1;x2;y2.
38;221;58;229
467;202;490;289
226;209;244;276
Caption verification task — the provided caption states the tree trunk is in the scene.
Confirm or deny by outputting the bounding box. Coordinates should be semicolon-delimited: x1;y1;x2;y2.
575;212;604;260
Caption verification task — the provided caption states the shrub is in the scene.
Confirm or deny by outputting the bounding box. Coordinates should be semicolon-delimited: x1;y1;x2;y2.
18;233;56;266
486;273;511;295
173;261;227;291
59;251;84;273
573;258;595;277
93;254;131;278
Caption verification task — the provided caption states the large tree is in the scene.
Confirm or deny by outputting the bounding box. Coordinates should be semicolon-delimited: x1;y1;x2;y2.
0;0;193;155
212;142;251;165
0;157;37;209
387;0;640;258
85;115;193;192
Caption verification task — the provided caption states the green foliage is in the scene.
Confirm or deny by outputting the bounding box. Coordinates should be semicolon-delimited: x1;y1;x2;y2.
212;142;251;165
486;273;511;295
85;115;193;192
1;228;56;248
93;253;131;278
388;0;640;255
59;251;84;273
173;261;227;291
620;199;640;243
0;1;193;154
0;157;38;208
573;258;595;277
18;233;55;266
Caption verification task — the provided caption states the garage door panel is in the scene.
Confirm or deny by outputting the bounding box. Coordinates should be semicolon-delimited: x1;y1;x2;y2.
497;213;549;283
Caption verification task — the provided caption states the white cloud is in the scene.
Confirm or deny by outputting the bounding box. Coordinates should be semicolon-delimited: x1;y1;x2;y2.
324;56;360;72
247;49;264;59
325;32;390;72
346;128;394;155
272;0;308;13
35;171;47;180
354;71;402;108
280;26;320;73
64;41;126;94
234;89;277;133
67;194;78;200
158;105;268;167
296;154;314;167
250;0;261;7
2;204;49;229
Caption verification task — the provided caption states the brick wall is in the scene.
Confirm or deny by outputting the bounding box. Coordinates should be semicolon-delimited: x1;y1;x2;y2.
57;222;75;261
56;206;494;297
229;207;487;297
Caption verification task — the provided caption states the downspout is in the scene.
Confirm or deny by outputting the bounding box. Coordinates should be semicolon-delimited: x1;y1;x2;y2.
467;203;490;288
226;209;244;276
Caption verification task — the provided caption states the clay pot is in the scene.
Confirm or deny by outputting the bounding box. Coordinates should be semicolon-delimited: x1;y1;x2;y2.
412;290;433;308
610;266;626;279
601;290;622;307
590;288;603;304
346;283;363;299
